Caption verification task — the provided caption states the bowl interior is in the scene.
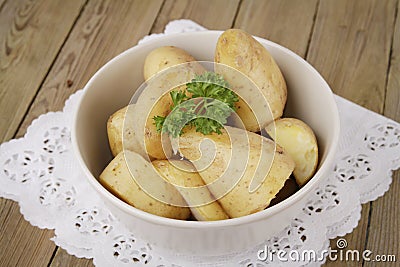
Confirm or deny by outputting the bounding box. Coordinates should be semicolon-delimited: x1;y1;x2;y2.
74;31;339;221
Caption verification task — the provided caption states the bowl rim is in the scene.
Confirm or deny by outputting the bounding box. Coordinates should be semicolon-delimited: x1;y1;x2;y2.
72;30;340;229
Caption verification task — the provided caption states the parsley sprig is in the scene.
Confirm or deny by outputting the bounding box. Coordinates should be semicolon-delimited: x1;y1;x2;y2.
153;72;239;138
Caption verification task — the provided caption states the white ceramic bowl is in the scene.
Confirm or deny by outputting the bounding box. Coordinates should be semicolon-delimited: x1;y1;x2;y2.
72;31;340;256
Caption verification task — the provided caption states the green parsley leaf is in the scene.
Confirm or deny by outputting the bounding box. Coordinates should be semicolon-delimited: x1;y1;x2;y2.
153;71;239;137
169;90;188;108
153;115;166;133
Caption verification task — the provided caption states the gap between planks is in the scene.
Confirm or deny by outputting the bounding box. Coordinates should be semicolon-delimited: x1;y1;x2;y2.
45;1;166;266
11;0;90;142
8;0;89;265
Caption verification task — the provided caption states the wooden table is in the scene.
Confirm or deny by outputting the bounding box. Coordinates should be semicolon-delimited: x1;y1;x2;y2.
0;0;398;266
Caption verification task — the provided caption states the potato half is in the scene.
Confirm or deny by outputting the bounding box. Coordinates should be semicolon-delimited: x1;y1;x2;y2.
265;118;318;186
107;105;141;157
152;160;229;221
141;92;174;160
215;29;287;131
178;126;295;218
99;151;191;219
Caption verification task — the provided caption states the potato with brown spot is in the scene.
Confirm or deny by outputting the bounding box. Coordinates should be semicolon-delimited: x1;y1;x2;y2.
107;97;174;160
178;126;295;218
215;29;287;131
107;105;141;157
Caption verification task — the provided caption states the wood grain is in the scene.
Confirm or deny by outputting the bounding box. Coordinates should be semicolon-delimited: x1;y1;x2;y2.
307;0;396;113
1;0;163;266
0;1;86;266
364;172;399;266
0;0;7;12
150;0;240;33
306;0;398;266
0;199;56;267
16;0;163;138
384;0;400;122
0;0;86;143
365;0;400;265
234;0;318;57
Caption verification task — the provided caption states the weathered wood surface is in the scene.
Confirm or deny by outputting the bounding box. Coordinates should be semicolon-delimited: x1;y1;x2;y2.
307;0;398;266
0;1;86;266
151;0;240;32
234;0;318;57
0;0;398;266
0;0;163;266
0;0;86;142
365;0;400;265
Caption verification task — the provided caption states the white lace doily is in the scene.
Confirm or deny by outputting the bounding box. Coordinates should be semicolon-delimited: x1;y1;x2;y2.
1;20;399;267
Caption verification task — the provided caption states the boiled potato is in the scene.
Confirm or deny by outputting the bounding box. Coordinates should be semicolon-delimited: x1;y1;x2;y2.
133;47;205;160
152;160;229;221
99;150;191;219
144;46;198;81
107;105;141;157
107;100;173;160
265;118;318;186
142;92;174;160
178;126;295;218
215;29;287;131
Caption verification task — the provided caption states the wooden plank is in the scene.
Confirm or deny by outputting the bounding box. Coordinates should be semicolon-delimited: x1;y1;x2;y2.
306;0;396;113
0;0;7;12
0;0;86;143
16;0;163;138
234;0;318;57
305;0;397;266
384;0;400;122
8;0;162;266
365;0;400;265
364;173;399;266
0;1;86;266
150;0;240;33
0;0;163;266
0;199;56;267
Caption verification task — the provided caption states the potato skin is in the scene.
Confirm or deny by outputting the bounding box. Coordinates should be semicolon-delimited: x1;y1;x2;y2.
178;126;295;218
143;92;174;160
265;118;318;186
152;160;229;221
99;151;191;219
107;103;171;160
215;29;287;131
107;105;141;157
144;46;197;81
134;46;204;160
